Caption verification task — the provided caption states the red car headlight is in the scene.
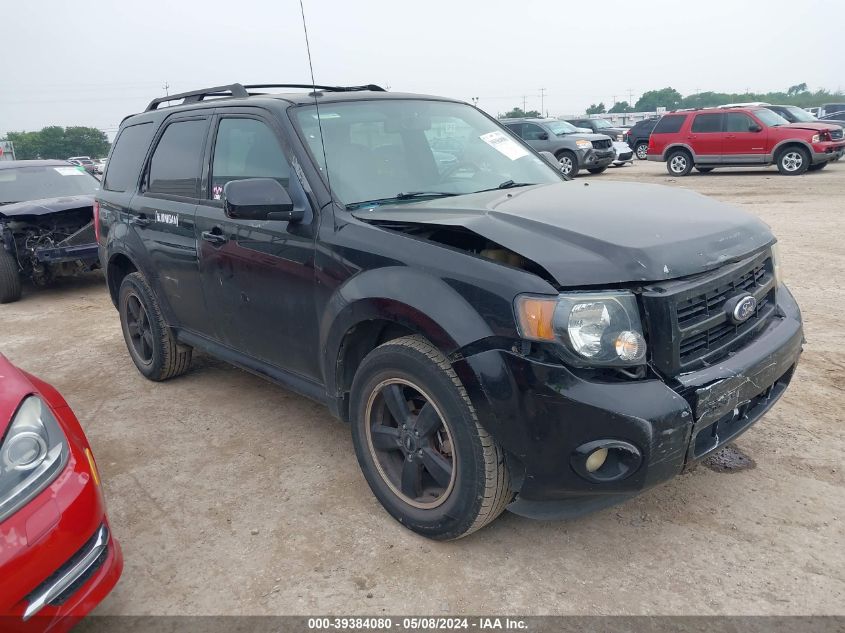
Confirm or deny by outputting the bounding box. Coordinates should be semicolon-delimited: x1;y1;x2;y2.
0;396;68;522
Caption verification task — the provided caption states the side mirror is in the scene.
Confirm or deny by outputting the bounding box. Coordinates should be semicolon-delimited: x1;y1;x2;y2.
223;178;302;222
749;123;763;132
538;132;549;140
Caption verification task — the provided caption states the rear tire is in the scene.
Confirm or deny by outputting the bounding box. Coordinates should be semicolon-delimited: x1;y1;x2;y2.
635;142;649;160
118;272;192;381
666;149;693;176
776;146;810;175
807;162;827;172
587;166;608;174
350;335;511;540
555;150;578;178
0;248;22;304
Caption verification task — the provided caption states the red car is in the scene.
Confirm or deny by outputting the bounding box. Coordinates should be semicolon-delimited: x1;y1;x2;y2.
0;354;122;632
647;106;845;175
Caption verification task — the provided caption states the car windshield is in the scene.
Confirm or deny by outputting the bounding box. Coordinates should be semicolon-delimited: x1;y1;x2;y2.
293;100;562;208
592;119;612;129
754;109;790;127
545;120;579;136
783;106;816;122
0;165;100;204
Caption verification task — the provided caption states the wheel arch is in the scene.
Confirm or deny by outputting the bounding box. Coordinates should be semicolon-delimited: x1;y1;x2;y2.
106;250;139;307
321;267;496;421
662;143;695;161
772;139;813;161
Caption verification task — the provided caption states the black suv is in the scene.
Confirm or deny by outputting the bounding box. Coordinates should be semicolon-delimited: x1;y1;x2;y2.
97;83;803;540
623;118;659;160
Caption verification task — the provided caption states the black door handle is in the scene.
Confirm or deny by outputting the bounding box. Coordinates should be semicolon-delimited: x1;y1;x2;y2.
201;228;227;245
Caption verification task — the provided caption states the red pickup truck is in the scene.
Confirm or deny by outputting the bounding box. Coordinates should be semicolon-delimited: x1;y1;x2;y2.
647;106;845;175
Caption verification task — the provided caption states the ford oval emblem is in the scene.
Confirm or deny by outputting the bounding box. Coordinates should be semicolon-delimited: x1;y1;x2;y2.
731;295;757;323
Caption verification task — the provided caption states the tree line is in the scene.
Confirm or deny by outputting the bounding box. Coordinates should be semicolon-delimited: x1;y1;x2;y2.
501;84;845;118
2;126;110;160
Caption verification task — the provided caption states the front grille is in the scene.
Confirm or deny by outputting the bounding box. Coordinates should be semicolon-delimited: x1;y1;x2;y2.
642;251;777;375
831;128;843;141
592;139;612;149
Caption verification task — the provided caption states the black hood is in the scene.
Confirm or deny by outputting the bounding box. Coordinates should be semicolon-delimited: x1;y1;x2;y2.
0;195;94;217
352;181;774;287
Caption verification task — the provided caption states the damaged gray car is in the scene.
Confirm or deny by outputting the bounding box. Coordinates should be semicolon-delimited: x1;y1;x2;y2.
0;160;101;303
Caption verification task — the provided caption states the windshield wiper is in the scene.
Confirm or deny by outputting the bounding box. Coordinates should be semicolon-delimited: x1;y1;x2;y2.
473;180;534;194
346;191;458;209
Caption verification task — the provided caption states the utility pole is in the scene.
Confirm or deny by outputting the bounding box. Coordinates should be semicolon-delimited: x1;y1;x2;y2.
539;88;546;116
163;81;170;96
522;95;527;112
627;88;634;108
471;97;479;108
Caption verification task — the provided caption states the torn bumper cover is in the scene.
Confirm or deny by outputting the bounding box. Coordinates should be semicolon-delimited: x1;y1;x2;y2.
453;285;803;520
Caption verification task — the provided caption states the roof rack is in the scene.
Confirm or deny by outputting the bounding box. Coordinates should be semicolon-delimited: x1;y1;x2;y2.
145;82;386;112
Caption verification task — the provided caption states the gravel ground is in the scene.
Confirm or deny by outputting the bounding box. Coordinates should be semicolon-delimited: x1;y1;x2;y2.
1;159;843;616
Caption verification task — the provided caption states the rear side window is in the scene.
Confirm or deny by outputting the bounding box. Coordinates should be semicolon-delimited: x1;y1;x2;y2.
521;123;547;140
504;123;523;137
147;119;208;198
691;113;723;133
653;115;686;134
103;122;155;192
210;118;290;200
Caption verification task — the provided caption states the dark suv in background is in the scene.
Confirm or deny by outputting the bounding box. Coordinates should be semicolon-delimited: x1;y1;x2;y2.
566;117;626;142
97;83;803;540
623;118;659;160
502;118;615;176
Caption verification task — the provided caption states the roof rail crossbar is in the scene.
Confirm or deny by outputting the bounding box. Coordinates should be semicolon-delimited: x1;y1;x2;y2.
145;83;250;112
243;83;386;93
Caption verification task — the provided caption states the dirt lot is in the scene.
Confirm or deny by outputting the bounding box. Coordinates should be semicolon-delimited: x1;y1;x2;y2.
1;159;843;616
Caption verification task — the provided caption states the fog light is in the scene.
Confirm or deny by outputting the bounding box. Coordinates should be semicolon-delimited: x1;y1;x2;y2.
585;448;608;473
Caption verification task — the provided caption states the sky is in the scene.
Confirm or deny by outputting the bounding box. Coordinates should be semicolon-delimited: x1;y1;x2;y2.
2;0;843;138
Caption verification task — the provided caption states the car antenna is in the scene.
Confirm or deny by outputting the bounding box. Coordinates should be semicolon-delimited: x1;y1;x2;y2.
298;0;337;229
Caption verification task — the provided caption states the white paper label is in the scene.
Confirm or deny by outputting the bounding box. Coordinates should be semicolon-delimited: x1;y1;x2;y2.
479;131;529;161
54;166;85;176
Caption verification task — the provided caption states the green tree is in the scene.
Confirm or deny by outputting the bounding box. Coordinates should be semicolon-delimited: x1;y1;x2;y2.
608;101;632;113
500;107;541;119
4;126;110;160
585;102;606;115
787;83;808;96
635;87;683;112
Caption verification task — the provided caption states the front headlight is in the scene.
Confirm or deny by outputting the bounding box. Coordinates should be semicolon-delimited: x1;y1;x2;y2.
575;139;593;149
812;133;820;143
0;396;68;522
515;291;647;367
616;134;624;141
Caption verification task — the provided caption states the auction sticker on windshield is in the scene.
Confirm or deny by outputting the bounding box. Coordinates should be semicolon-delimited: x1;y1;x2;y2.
480;131;529;160
54;166;86;176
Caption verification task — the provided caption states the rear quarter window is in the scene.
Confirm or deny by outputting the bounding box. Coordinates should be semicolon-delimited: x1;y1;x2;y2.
652;115;686;134
103;122;155;192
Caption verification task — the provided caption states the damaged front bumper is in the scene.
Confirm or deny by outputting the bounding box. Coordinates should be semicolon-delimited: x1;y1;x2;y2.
453;285;803;520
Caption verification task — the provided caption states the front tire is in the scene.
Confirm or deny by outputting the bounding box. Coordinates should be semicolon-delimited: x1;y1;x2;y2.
350;335;511;540
666;149;693;176
555;150;579;178
776;146;810;175
635;142;649;160
0;248;22;304
118;272;192;381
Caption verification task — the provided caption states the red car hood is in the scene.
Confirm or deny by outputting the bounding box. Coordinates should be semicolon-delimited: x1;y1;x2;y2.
781;122;840;133
0;354;34;436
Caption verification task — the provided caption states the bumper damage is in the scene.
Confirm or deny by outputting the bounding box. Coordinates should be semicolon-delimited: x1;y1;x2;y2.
454;286;803;520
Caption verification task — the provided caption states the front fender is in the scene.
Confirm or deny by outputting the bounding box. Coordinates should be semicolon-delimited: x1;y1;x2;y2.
320;266;495;397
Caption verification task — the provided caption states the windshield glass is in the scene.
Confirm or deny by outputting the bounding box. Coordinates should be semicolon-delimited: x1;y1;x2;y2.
545;120;579;136
592;119;612;129
0;165;99;204
293;100;562;207
755;109;790;127
784;106;816;122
